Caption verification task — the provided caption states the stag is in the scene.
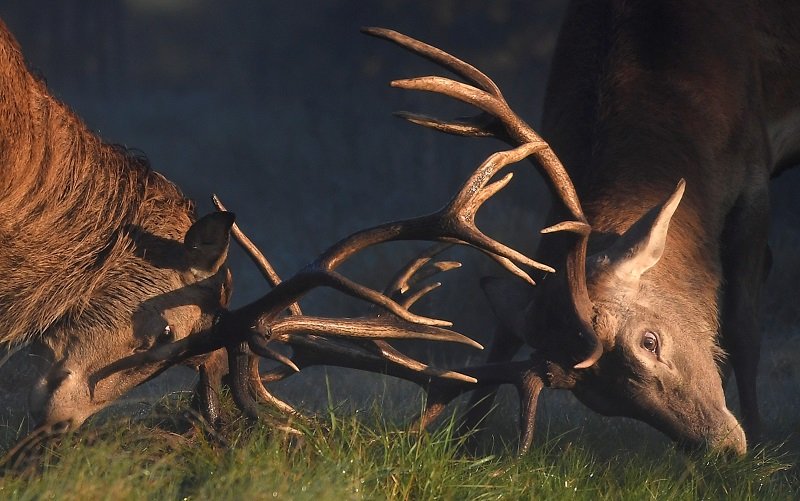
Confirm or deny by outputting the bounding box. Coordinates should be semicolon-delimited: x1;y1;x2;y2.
363;3;800;456
0;17;576;465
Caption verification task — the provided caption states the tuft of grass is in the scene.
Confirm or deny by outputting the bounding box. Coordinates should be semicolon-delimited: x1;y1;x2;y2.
1;394;797;500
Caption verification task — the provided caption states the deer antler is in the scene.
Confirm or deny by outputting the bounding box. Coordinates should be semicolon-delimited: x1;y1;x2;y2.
94;137;553;423
213;145;553;416
362;27;600;369
219;243;484;420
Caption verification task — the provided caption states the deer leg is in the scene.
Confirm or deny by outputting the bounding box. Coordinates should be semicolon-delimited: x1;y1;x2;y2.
516;368;544;455
719;183;769;444
193;350;228;429
458;326;523;436
411;357;558;455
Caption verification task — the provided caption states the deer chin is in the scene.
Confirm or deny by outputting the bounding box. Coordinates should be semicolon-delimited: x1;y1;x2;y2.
654;405;746;457
572;383;746;456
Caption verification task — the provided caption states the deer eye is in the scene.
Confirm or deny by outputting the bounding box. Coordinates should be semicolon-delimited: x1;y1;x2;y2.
158;325;174;343
641;331;659;354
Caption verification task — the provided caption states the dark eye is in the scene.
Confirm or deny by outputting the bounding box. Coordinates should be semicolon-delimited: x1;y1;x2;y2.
642;331;659;354
158;325;174;343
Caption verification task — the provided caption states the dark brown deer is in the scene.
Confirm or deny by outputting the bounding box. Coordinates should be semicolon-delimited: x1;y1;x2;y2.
0;16;571;463
364;1;800;456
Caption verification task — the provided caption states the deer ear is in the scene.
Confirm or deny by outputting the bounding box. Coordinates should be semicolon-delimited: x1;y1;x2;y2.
480;276;536;339
593;179;685;290
184;211;235;279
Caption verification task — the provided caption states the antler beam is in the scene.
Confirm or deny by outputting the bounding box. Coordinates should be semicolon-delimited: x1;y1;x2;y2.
362;26;601;369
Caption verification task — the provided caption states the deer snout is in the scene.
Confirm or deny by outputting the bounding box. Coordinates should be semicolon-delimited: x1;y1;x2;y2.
706;410;747;457
29;366;93;429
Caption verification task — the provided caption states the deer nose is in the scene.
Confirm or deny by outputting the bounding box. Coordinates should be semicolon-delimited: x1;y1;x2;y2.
708;412;747;456
29;366;72;422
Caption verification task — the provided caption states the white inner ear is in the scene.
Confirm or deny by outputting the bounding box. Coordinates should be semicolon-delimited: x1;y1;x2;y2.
597;179;686;288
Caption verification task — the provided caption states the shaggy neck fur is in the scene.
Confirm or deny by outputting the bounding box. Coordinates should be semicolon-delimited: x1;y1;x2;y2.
0;21;194;346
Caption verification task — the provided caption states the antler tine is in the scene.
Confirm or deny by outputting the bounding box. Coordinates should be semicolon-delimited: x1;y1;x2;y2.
440;143;557;278
383;242;454;295
267;316;482;350
394;111;497;138
284;334;479;384
391;75;585;225
361;243;475;383
366;27;601;369
247;359;303;417
410;356;583;454
365;28;585;225
361;27;503;99
398;282;443;310
363;340;477;384
212;194;302;317
248;336;300;372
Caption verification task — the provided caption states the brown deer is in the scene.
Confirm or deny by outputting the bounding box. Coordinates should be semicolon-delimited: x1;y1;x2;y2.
364;1;800;456
1;16;566;463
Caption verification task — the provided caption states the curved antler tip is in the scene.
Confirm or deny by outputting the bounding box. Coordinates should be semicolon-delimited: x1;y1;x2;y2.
572;339;603;369
392;110;421;122
211;194;224;210
541;220;591;235
360;26;387;36
469;339;485;350
448;373;478;384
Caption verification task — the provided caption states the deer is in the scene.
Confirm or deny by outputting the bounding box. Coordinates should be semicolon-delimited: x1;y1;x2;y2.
363;1;800;456
0;16;572;466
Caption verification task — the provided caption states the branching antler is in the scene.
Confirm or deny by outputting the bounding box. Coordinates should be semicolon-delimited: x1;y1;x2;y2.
362;27;601;369
92;30;598;447
94;135;552;425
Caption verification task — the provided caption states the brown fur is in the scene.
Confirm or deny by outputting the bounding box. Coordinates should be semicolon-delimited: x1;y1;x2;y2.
473;0;800;454
0;20;194;347
0;19;233;432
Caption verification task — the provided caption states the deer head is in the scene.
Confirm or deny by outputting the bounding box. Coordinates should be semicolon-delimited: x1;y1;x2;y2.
364;27;746;455
27;212;236;431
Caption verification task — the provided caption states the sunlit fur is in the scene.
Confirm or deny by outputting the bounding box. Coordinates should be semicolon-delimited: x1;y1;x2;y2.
0;19;235;432
0;20;195;349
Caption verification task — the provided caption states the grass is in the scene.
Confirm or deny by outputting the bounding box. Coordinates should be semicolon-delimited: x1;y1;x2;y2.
1;391;798;500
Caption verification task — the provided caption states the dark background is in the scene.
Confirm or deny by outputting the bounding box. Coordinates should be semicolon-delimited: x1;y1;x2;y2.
1;1;798;434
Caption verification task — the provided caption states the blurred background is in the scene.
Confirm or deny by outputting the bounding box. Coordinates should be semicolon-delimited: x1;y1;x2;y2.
1;0;798;445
